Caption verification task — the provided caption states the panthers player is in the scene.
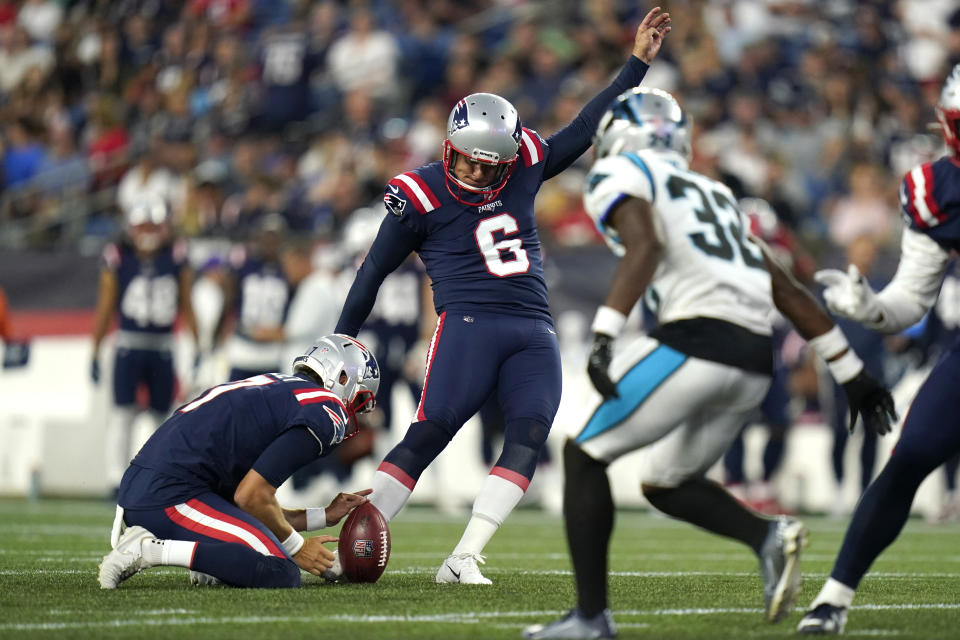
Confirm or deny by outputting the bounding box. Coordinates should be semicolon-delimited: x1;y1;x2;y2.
331;8;671;585
98;334;379;589
797;64;960;635
91;199;199;492
523;88;896;639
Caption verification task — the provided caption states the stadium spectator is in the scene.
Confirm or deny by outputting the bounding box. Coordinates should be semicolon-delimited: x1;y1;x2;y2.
325;6;399;102
3;116;46;189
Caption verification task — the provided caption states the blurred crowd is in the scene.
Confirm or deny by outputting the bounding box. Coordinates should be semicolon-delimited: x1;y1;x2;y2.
3;0;960;515
0;0;956;257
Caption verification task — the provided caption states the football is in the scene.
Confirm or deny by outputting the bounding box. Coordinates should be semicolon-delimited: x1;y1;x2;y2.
338;502;391;583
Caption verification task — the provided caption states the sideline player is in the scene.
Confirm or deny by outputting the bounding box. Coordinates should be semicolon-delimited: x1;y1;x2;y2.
97;334;379;589
90;199;199;493
219;214;293;381
523;87;896;639
331;7;672;586
796;64;960;635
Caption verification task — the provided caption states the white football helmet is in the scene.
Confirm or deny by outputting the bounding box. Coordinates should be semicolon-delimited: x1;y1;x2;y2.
937;63;960;157
593;87;691;162
125;199;170;252
442;92;522;205
293;334;380;420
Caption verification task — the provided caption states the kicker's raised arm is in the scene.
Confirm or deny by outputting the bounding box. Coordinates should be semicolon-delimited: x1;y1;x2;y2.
542;8;670;180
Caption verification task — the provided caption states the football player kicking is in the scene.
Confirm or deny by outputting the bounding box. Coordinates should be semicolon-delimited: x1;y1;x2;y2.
523;88;897;639
329;8;671;585
97;334;378;589
795;64;960;635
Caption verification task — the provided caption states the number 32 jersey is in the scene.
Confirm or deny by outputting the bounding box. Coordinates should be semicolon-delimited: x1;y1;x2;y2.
584;149;773;337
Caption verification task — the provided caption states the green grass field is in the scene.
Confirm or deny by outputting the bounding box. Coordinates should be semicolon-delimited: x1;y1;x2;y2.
1;499;958;639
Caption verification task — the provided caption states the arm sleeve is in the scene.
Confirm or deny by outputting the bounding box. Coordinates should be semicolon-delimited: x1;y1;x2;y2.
251;426;323;489
870;228;951;333
334;214;422;336
542;56;649;181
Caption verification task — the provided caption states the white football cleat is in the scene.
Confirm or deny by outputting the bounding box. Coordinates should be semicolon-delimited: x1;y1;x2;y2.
435;552;492;585
759;516;808;622
321;549;346;583
98;525;155;589
189;571;222;586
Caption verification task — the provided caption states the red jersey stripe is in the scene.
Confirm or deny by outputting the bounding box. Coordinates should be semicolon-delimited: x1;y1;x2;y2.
389;177;427;214
416;311;446;421
185;498;286;557
405;171;441;209
903;170;927;229
921;163;945;223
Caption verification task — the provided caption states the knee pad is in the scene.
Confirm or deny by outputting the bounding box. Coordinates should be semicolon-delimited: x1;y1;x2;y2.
495;419;551;479
382;420;453;480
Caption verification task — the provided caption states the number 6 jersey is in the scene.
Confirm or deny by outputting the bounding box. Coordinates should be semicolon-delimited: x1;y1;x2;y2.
584;149;773;338
339;127;553;333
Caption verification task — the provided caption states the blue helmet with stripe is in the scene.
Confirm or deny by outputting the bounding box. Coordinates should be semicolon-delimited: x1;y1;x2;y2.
594;87;691;161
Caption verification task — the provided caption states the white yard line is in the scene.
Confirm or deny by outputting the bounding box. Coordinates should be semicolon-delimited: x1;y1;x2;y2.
3;604;959;631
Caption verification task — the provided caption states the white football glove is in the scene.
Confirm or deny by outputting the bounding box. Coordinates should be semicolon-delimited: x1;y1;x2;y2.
813;265;883;325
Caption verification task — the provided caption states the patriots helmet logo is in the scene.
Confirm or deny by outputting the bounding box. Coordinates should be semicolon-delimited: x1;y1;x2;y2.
364;349;380;381
450;100;469;133
384;192;406;216
512;118;522;145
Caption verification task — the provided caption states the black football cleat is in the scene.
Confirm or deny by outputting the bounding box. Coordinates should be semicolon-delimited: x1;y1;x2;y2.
797;603;847;634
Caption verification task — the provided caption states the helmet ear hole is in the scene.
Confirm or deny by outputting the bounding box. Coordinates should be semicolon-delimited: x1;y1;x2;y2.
339;371;348;385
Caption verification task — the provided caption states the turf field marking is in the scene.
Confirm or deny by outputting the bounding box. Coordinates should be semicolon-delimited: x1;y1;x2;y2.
2;604;959;631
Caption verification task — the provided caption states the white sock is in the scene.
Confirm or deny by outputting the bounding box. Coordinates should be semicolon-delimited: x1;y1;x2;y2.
370;463;415;522
811;577;856;609
452;471;525;556
141;539;197;568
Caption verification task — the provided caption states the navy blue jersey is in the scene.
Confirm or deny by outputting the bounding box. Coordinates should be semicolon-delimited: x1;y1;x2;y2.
103;240;187;335
900;156;960;251
230;248;292;340
336;57;650;336
383;140;552;319
127;373;349;500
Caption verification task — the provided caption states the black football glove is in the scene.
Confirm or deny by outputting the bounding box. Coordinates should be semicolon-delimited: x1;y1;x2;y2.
90;357;100;384
587;333;619;400
842;370;897;436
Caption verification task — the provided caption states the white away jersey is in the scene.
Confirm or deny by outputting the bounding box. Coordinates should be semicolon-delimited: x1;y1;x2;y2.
584;149;773;336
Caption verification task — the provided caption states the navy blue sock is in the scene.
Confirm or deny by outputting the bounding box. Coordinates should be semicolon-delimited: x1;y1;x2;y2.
723;430;746;485
761;427;786;482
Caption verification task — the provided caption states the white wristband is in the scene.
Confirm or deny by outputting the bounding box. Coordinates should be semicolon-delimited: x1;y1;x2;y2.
591;306;627;337
306;507;326;530
808;326;850;361
281;530;305;556
827;349;864;385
